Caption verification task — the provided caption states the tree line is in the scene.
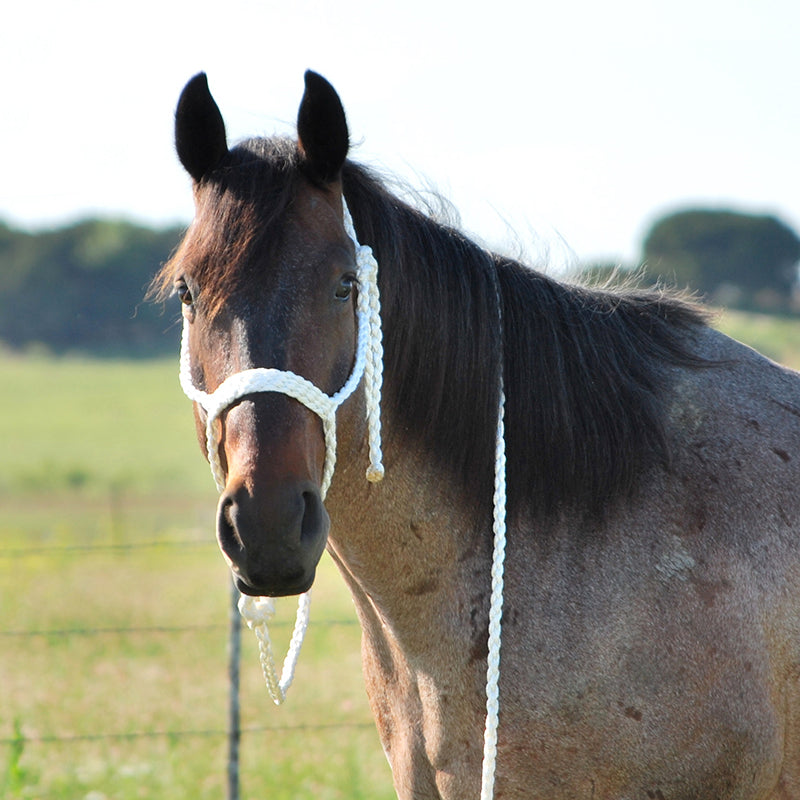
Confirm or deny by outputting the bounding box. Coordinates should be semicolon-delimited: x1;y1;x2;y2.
0;217;185;356
642;210;800;311
1;208;798;357
584;209;800;312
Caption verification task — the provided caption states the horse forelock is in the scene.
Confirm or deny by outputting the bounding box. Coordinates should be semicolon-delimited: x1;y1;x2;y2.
151;137;301;318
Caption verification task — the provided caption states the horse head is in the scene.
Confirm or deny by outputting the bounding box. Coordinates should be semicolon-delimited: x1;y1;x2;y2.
170;72;358;597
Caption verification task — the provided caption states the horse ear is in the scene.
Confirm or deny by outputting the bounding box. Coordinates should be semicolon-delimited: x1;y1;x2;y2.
175;73;228;182
297;71;349;184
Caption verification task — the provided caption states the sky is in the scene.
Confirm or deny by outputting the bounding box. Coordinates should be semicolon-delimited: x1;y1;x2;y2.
2;0;798;270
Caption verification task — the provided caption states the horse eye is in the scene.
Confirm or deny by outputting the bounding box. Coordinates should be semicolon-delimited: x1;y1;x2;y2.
176;280;193;306
335;275;356;301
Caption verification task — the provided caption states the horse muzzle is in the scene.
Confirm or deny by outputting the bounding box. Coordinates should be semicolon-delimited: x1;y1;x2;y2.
216;479;330;597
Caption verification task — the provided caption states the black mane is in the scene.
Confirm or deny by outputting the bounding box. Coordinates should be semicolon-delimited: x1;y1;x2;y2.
342;162;708;520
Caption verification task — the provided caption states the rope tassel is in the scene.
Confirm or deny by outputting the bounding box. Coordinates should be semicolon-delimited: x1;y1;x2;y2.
343;202;384;483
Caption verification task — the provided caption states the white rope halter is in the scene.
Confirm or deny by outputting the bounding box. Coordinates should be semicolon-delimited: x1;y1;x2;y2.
179;200;383;704
177;197;507;799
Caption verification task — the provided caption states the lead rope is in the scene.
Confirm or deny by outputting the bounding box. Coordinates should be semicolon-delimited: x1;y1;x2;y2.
481;385;506;800
178;197;506;798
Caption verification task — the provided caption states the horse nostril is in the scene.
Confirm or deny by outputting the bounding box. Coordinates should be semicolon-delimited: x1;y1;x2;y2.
300;490;326;545
217;495;244;558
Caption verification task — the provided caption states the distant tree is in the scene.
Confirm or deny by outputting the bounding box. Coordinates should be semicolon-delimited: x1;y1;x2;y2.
0;217;185;355
642;209;800;310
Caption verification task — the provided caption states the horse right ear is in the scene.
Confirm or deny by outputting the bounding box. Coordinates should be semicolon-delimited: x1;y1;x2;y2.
175;73;228;182
297;71;349;185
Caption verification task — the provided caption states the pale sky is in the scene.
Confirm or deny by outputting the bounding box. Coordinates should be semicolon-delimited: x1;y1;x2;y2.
2;0;798;270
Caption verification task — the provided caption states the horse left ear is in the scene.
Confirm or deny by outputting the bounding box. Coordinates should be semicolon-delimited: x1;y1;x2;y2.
297;71;349;185
175;73;229;183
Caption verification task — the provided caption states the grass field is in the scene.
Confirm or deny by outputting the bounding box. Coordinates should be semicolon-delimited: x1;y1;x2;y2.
714;308;800;369
0;351;395;800
2;310;800;799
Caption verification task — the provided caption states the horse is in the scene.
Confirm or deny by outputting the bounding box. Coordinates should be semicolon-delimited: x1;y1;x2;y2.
152;71;800;799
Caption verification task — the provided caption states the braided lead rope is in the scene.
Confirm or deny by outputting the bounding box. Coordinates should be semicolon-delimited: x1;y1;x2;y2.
178;197;383;704
480;385;507;800
236;589;313;703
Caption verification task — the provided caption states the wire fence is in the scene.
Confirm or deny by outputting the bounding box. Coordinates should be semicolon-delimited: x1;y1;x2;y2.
0;534;380;799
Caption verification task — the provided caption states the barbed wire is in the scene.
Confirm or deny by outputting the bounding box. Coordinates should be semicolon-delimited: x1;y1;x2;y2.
0;619;358;638
0;721;375;747
0;534;369;799
0;538;213;557
0;623;224;637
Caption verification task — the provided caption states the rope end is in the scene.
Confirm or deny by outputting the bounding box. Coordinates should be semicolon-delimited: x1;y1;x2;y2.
366;464;384;483
238;594;276;629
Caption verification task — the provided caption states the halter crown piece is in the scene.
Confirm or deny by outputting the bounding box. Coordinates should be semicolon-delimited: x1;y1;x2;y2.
177;197;507;800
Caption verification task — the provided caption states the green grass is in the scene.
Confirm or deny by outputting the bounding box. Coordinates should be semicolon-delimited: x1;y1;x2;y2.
0;354;209;497
1;310;799;798
715;308;800;369
0;542;394;799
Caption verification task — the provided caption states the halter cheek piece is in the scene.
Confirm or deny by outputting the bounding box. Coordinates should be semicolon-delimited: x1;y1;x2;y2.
177;198;507;800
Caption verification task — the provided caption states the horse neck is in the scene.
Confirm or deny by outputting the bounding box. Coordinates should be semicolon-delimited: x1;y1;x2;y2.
342;166;502;517
323;172;502;656
324;385;492;663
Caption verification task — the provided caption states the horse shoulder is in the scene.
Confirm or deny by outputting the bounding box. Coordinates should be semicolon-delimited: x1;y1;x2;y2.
666;326;800;517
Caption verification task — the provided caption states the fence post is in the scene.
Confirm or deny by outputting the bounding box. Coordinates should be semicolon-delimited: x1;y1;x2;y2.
227;581;241;800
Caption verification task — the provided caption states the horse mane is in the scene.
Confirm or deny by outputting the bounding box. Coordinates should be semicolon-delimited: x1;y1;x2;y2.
153;137;710;521
341;161;709;520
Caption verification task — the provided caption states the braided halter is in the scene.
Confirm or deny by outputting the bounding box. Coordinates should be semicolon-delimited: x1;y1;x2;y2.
177;198;506;799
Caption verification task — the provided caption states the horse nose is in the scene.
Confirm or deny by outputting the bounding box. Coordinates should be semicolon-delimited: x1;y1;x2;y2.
216;480;330;597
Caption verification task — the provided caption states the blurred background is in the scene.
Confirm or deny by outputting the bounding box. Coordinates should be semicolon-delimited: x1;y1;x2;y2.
1;0;799;797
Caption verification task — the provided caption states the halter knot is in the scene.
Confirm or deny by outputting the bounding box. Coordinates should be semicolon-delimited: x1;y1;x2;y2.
238;593;276;628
